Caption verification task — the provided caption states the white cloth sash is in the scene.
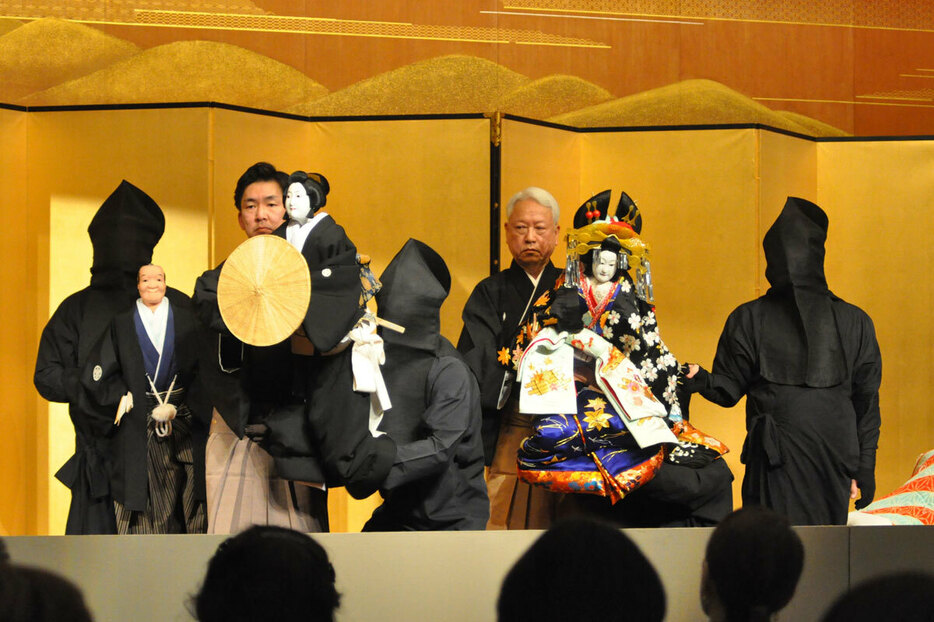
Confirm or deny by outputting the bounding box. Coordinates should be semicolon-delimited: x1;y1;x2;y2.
347;314;390;437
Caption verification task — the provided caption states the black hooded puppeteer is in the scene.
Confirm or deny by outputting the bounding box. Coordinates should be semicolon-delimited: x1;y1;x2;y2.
692;197;882;525
33;181;207;533
364;239;489;531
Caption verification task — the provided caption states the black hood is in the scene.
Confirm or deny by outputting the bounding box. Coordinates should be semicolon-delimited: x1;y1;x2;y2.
88;180;164;288
764;196;829;293
376;239;450;352
759;197;845;387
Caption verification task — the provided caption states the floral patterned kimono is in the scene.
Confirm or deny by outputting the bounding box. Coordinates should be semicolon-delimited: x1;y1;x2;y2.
504;270;727;503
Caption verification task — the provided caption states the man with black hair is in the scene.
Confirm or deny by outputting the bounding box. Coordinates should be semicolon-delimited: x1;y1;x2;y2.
687;197;882;525
193;162;328;533
193;162;396;533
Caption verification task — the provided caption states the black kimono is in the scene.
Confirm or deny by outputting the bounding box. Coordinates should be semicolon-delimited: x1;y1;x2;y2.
193;264;328;532
274;216;395;497
457;260;562;464
364;240;489;531
691;197;882;525
34;285;134;535
83;289;209;532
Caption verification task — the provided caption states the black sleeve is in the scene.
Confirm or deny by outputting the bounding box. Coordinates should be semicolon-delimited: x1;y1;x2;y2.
34;298;84;405
192;265;229;334
457;280;507;412
851;311;882;477
80;319;128;433
698;308;757;407
382;358;474;489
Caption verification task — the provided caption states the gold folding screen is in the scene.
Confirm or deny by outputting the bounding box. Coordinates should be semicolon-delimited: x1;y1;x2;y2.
818;140;934;492
3;107;930;534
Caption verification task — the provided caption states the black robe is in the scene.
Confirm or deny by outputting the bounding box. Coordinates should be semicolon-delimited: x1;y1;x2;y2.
273;217;395;496
81;289;210;512
34;283;137;534
364;239;489;530
275;215;363;352
457;260;562;464
34;180;168;534
692;197;882;525
697;297;881;525
192;218;395;498
365;341;489;531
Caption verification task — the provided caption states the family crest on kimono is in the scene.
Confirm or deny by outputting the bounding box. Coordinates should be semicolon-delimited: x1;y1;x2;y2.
502;190;732;524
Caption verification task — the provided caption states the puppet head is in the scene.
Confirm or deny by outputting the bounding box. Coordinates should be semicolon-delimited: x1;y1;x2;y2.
567;190;653;301
137;264;166;309
286;171;329;225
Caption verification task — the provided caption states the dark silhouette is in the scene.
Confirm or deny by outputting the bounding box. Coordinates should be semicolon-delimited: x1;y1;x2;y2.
701;506;804;621
498;517;665;621
192;525;339;622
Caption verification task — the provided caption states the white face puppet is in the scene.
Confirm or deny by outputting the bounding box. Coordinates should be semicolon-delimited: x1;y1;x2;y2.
592;250;618;284
138;264;166;310
286;182;311;224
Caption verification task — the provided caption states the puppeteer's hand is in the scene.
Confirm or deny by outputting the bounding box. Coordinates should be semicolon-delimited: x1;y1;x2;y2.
853;470;876;510
680;364;708;393
552;287;583;334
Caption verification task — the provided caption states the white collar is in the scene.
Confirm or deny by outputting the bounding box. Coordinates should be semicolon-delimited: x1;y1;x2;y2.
136;297;170;354
286;211;329;251
524;269;542;289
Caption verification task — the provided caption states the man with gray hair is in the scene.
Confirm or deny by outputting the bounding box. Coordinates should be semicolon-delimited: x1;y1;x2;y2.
457;186;563;529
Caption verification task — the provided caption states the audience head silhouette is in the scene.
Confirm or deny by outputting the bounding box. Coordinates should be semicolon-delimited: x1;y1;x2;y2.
701;506;804;622
0;563;93;622
193;525;340;622
821;571;934;622
498;517;665;622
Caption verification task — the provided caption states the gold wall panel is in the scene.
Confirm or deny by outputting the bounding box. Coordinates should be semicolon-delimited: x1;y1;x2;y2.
817;139;934;498
500;118;582;264
0;108;38;535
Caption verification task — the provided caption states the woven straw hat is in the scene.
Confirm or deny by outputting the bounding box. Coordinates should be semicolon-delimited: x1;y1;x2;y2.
217;235;311;346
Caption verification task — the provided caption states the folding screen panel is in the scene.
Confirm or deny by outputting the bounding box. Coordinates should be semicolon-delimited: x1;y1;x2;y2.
305;116;491;343
500;118;582;266
0;108;34;535
818;139;934;496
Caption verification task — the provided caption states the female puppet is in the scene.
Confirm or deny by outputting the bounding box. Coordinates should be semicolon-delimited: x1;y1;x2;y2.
504;191;729;509
262;170;395;497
